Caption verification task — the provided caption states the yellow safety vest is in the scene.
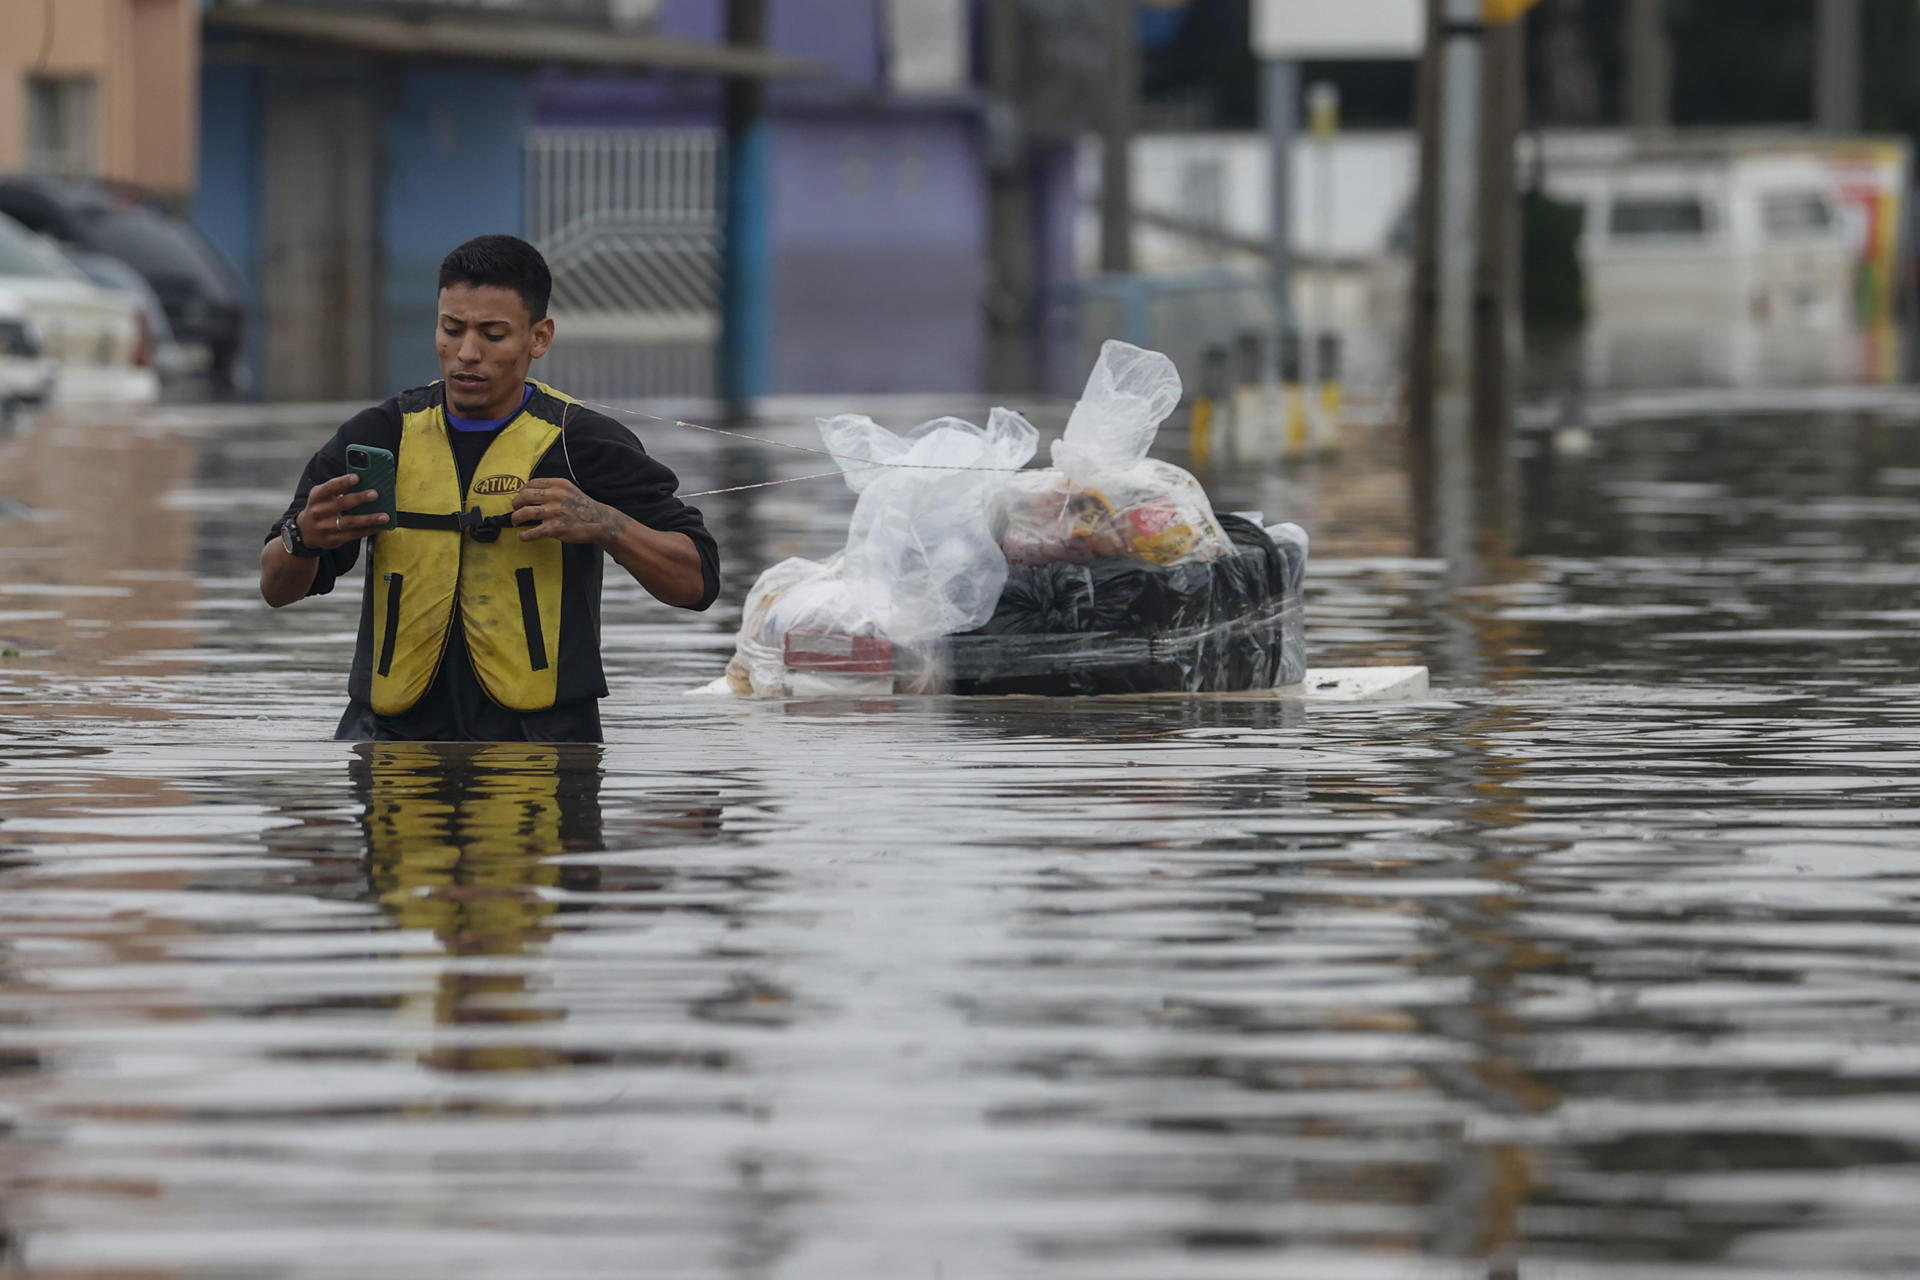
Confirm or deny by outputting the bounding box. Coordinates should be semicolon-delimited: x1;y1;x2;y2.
367;383;571;716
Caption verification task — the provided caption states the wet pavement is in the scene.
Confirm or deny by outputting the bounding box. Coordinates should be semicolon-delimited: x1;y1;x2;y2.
3;388;1920;1277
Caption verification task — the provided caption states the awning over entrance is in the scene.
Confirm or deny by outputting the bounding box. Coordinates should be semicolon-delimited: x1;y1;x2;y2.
202;5;825;80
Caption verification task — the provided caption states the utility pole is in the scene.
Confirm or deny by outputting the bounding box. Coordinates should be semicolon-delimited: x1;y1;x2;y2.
1099;0;1138;274
1625;0;1670;135
1405;0;1443;503
1474;9;1523;512
1408;0;1530;557
719;0;770;413
1815;0;1862;134
1263;56;1300;362
985;0;1034;392
1434;0;1481;408
1430;0;1484;570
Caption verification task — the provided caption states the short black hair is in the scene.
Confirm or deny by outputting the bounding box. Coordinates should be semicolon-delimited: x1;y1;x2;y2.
438;234;552;322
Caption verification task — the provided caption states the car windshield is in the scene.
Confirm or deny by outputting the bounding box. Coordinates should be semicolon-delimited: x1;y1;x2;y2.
1609;196;1710;237
76;201;243;298
1762;191;1835;238
0;212;83;280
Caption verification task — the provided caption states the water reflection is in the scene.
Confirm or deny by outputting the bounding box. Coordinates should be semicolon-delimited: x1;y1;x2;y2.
0;412;202;699
359;743;602;1073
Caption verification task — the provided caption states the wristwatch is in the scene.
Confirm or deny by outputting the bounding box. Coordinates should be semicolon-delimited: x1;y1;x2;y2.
279;514;323;559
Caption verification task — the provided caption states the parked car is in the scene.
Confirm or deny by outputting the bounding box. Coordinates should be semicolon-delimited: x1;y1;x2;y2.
0;287;56;409
0;211;158;406
56;243;204;386
0;175;247;393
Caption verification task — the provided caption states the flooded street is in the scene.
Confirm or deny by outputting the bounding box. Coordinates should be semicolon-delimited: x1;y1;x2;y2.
4;389;1920;1278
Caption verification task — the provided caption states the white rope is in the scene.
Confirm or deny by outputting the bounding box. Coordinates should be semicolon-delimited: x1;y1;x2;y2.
575;396;1030;487
679;467;867;498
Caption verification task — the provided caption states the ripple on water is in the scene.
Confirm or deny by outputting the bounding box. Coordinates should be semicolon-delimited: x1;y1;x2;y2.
1;407;1920;1276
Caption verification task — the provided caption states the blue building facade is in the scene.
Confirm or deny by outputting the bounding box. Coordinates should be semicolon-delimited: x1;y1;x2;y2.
194;46;533;399
193;0;1076;400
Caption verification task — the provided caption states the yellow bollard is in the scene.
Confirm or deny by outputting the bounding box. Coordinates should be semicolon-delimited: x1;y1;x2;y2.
1315;377;1342;452
1282;381;1308;455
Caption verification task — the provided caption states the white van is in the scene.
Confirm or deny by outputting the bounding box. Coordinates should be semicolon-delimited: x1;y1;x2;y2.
1547;149;1858;387
1555;151;1851;325
1370;143;1864;388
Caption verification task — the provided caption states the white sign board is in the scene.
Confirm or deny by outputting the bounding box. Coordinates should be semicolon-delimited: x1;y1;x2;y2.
886;0;967;95
1252;0;1424;59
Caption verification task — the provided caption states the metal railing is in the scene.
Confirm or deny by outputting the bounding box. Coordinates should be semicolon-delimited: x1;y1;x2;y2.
1058;270;1284;396
526;126;722;401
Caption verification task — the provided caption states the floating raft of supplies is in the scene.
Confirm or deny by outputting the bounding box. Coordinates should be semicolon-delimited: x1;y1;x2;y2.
701;340;1430;704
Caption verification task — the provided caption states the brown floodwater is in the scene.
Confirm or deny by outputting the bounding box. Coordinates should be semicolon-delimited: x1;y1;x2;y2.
2;389;1920;1278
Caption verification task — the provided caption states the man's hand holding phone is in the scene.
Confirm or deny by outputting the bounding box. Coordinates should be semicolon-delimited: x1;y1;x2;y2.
297;473;391;550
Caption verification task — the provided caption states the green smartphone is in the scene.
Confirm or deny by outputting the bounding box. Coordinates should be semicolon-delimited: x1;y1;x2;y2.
344;445;398;524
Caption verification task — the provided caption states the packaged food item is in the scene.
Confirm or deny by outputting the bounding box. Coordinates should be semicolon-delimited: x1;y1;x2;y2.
1000;460;1228;568
724;554;851;697
781;631;896;697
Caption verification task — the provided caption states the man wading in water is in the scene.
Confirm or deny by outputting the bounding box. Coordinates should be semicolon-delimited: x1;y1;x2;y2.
260;234;719;741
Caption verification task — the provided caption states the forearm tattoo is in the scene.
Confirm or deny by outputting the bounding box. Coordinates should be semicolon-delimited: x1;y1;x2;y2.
564;493;628;545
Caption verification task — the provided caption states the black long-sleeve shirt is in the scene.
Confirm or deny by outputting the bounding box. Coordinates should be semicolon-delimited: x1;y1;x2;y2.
270;382;719;741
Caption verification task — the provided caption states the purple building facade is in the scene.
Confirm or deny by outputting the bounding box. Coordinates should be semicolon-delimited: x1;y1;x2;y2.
533;0;1076;396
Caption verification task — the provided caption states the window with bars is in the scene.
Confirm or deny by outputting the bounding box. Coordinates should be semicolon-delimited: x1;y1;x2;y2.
25;76;97;177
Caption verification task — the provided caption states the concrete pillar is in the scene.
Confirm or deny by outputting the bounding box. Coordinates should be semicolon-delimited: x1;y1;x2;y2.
1262;56;1301;371
1405;0;1444;498
719;0;771;409
1408;0;1525;563
1435;0;1481;399
1429;0;1483;571
1626;0;1670;134
1815;0;1862;135
1099;0;1137;274
1474;17;1522;519
985;0;1034;392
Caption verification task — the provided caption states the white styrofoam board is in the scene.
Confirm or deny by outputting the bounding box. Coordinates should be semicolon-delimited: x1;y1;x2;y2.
688;667;1431;704
1285;666;1430;703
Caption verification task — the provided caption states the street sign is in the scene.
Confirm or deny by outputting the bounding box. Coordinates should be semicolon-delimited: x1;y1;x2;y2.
1251;0;1423;59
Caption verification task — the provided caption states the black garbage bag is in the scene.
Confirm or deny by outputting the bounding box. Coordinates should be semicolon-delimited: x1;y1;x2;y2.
943;513;1305;696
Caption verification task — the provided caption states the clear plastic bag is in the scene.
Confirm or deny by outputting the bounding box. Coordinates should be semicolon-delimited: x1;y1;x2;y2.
1001;340;1230;569
724;554;851;697
819;405;1038;643
1001;458;1230;568
1050;339;1185;481
726;408;1038;696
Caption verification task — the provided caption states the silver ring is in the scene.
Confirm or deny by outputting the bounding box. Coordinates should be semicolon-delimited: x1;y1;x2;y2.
336;515;342;531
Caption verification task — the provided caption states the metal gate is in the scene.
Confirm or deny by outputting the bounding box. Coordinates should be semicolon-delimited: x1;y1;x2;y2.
262;82;377;401
525;127;721;401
